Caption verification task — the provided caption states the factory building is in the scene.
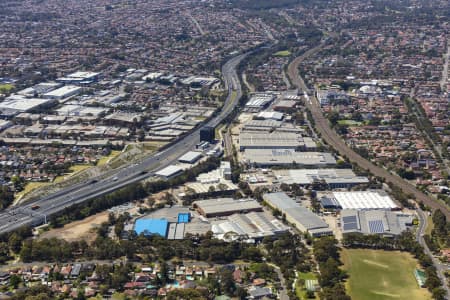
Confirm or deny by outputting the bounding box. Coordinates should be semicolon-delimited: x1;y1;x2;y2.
184;161;237;198
43;85;82;100
0;96;58;118
256;111;284;121
134;207;194;240
17;82;63;97
134;219;169;237
331;190;398;211
273;100;297;113
155;165;184;179
239;132;303;151
340;209;413;236
178;151;203;164
212;211;288;242
245;93;275;111
193;198;262;218
273;169;369;188
56;71;100;85
263;192;332;237
244;149;336;167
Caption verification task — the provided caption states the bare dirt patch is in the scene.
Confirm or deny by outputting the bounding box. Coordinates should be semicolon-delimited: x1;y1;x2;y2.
39;212;109;242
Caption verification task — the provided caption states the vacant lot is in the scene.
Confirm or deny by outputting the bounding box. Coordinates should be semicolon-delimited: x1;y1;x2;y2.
39;212;109;242
341;249;431;300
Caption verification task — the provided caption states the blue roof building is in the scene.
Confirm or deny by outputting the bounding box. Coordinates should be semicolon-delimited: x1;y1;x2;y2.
134;219;169;237
177;213;191;223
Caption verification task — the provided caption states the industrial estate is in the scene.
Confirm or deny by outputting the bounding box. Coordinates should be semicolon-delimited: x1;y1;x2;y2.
0;0;449;300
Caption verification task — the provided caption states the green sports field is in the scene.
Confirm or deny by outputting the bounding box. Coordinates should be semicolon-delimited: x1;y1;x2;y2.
341;249;431;300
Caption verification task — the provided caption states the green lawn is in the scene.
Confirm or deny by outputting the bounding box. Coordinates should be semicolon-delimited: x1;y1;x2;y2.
338;119;363;126
97;150;121;166
274;50;292;57
341;249;431;300
425;215;434;236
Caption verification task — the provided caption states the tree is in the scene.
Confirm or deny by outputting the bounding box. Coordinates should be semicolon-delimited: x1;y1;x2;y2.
9;274;21;289
159;262;170;285
8;232;23;253
432;287;447;300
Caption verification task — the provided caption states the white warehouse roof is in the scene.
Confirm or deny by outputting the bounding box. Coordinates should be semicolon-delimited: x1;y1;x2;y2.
178;151;203;164
155;165;183;178
332;190;398;210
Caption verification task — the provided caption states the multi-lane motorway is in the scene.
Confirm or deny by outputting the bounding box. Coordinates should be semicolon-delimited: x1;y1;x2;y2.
0;52;248;234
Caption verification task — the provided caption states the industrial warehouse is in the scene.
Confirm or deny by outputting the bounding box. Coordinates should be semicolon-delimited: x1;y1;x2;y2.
192;198;262;217
327;190;399;211
239;132;316;151
211;211;288;242
243;149;336;167
262;192;332;237
340;209;414;236
134;207;195;240
273;169;369;188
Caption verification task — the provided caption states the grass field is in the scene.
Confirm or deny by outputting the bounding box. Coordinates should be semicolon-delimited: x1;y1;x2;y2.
96;150;121;166
341;249;431;300
425;215;434;235
274;50;292;57
338;119;363;126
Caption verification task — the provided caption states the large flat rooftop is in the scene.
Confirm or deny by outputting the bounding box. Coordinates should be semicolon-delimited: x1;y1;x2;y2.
193;198;262;217
274;169;369;186
244;149;336;166
332;190;398;210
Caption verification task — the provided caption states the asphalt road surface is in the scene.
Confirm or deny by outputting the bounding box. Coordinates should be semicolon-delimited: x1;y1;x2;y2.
0;52;249;234
287;41;450;219
417;209;450;297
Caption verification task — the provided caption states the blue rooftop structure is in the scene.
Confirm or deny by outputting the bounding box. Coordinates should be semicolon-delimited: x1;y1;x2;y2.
177;213;191;223
135;219;169;237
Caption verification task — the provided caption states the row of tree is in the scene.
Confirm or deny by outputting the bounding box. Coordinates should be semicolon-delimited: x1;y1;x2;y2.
313;237;350;300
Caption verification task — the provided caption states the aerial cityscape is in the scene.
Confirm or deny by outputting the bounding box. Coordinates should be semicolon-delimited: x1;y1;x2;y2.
0;0;449;299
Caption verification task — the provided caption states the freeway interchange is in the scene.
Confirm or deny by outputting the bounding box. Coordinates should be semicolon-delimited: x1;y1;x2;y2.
0;52;248;235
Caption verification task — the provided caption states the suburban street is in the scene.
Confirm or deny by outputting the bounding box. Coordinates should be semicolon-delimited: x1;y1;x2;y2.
287;40;450;220
417;209;450;297
0;52;249;234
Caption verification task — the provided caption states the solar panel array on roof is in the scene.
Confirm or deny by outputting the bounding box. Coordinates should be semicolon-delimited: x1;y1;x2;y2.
342;216;357;223
343;222;358;231
341;211;359;232
368;220;384;233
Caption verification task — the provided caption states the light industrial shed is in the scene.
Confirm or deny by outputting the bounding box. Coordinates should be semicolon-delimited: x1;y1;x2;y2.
263;192;332;236
244;149;336;167
332;190;398;210
193;198;262;217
